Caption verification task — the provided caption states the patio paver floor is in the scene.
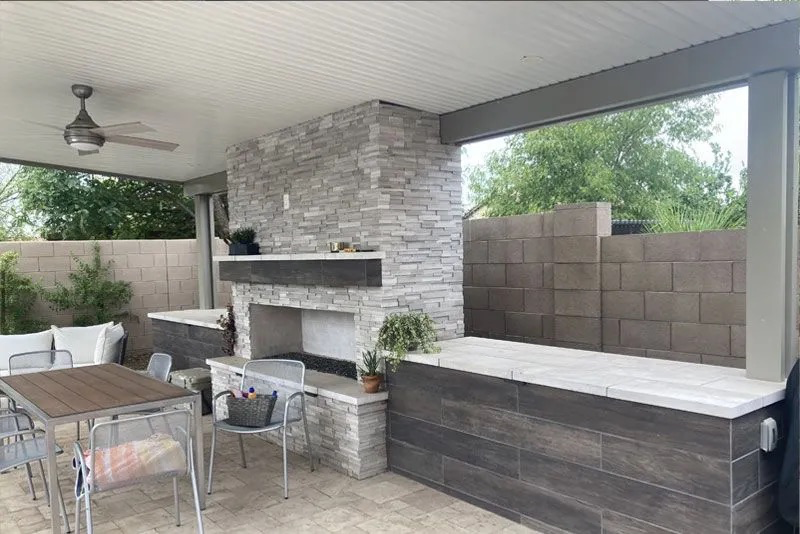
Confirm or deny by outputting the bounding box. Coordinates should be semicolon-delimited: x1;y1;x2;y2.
0;416;539;533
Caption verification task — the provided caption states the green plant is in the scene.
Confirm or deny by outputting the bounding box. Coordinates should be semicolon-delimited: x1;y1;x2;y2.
44;242;133;326
358;349;383;377
377;312;440;371
0;251;44;334
230;227;256;244
647;202;746;233
218;304;237;356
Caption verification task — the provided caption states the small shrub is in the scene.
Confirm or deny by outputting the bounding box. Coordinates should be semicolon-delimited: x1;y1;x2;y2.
230;227;256;244
377;312;440;371
0;251;44;334
647;203;746;233
44;242;133;326
358;349;383;377
217;304;237;356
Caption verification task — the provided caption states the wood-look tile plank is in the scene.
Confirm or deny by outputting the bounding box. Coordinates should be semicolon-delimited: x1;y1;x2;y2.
66;367;150;405
101;364;189;398
1;375;74;417
20;372;100;414
44;370;119;408
86;365;179;402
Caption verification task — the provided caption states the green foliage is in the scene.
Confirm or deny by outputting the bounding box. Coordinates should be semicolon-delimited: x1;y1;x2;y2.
358;349;383;377
377;312;440;371
217;304;237;356
0;252;44;334
230;227;256;244
467;95;740;220
44;243;133;326
647;202;746;233
14;166;195;240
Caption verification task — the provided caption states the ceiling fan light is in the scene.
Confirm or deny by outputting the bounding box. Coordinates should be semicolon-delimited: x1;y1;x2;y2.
69;140;101;152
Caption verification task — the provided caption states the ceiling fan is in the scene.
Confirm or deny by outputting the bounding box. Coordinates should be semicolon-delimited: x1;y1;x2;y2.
28;84;179;156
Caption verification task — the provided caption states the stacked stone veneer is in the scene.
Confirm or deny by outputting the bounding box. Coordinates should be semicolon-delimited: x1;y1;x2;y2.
465;203;754;368
225;101;463;363
210;361;387;479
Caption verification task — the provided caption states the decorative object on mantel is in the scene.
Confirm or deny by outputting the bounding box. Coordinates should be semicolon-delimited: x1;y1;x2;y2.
328;241;351;253
377;311;440;371
228;227;260;255
358;349;383;393
217;304;236;356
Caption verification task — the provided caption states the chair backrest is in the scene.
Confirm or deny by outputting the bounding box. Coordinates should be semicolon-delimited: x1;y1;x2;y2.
146;353;172;381
241;359;305;422
8;350;73;375
87;410;191;493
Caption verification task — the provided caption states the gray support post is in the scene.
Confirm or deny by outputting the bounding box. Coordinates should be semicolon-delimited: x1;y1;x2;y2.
746;70;797;381
194;193;215;309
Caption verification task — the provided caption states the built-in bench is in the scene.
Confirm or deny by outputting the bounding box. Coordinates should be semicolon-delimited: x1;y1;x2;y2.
207;356;387;480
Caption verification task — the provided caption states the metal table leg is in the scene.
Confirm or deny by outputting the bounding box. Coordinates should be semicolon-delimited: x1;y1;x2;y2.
45;422;60;534
193;394;206;510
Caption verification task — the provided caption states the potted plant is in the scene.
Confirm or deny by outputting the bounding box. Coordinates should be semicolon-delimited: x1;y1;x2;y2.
228;227;260;255
358;349;383;393
377;311;440;371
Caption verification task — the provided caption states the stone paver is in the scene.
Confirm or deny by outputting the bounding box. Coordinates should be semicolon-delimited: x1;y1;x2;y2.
0;417;539;534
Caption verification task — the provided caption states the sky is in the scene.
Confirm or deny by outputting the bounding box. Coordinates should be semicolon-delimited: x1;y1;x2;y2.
461;86;749;195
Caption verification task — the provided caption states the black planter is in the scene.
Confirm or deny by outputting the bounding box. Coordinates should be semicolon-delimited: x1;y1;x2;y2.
229;243;260;255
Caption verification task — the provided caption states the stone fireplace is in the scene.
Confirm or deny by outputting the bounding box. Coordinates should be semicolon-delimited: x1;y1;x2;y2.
222;100;464;366
210;100;463;480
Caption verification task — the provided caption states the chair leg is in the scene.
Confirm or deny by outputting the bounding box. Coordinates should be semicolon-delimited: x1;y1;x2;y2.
25;461;37;501
238;434;247;468
173;477;180;526
206;426;217;495
76;421;80;441
188;446;205;534
56;476;71;533
74;493;81;534
281;426;289;499
301;396;314;472
37;459;50;505
85;491;94;534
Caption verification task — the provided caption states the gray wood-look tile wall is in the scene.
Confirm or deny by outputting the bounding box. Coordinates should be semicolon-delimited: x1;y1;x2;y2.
386;362;788;534
151;319;225;370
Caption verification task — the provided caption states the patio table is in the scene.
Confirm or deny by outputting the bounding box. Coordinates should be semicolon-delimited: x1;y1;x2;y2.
0;363;206;533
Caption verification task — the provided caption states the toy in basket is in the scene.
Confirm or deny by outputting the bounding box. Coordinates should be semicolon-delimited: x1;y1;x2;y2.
226;387;277;427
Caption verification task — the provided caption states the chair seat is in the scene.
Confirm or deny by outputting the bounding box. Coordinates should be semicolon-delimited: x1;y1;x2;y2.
0;436;63;472
213;416;300;434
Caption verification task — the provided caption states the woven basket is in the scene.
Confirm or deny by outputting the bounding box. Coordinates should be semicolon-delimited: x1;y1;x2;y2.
226;394;276;427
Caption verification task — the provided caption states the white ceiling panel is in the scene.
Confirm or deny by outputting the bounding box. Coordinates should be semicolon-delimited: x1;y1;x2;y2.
0;1;797;182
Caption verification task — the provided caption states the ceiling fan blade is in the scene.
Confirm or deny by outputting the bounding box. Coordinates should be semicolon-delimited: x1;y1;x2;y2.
77;149;99;156
105;135;178;152
91;122;155;136
24;120;64;132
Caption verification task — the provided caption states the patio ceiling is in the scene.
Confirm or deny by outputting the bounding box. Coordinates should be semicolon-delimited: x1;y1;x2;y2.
0;1;798;182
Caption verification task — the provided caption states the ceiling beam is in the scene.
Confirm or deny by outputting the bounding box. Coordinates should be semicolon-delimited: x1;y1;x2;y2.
183;171;227;196
0;156;174;184
440;20;800;145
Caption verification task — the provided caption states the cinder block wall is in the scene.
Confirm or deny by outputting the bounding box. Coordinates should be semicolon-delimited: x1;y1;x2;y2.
0;239;232;354
465;203;752;368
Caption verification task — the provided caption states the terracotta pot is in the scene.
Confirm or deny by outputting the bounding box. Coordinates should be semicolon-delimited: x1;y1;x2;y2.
362;374;383;394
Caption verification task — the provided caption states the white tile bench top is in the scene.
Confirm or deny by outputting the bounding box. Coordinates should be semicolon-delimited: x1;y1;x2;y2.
207;356;387;406
406;337;786;419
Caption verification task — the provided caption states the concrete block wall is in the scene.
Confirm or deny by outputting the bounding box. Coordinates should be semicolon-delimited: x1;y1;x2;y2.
465;206;752;368
0;239;231;354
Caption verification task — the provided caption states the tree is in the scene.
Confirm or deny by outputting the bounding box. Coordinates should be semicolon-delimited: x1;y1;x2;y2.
467;95;743;220
13;166;196;240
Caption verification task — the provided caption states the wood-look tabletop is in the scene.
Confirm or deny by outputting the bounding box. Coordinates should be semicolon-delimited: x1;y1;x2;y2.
0;364;193;419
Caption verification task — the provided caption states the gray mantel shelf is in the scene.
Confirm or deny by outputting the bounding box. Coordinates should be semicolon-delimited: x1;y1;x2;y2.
215;252;383;287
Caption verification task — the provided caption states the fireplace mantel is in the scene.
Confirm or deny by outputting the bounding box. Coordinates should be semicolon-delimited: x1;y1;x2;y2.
216;252;383;287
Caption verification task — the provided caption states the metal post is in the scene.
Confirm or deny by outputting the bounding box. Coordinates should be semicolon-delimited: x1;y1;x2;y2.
194;193;215;309
746;70;796;381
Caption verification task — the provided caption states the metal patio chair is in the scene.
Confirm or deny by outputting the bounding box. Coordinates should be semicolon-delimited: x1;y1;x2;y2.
144;352;173;381
0;412;70;531
8;350;87;441
73;410;203;534
206;359;314;499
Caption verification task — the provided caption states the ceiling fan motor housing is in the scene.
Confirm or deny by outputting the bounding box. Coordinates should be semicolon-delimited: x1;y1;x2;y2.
63;88;105;148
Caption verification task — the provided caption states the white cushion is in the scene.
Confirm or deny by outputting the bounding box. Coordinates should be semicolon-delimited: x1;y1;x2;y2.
51;323;112;366
0;330;53;372
96;323;125;364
